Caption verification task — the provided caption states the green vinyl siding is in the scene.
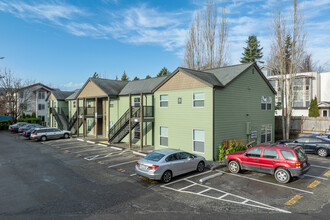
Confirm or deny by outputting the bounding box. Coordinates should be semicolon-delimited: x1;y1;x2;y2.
154;87;213;160
214;66;275;160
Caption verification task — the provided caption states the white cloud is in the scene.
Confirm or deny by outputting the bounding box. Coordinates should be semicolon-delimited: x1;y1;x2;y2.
61;82;84;90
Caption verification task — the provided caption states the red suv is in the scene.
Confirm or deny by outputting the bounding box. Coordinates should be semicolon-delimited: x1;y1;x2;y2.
225;144;310;183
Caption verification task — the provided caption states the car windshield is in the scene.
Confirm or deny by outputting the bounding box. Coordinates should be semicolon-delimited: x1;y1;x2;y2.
144;152;165;162
295;148;307;161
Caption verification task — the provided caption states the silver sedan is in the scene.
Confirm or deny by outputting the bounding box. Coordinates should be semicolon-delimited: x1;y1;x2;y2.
135;148;206;183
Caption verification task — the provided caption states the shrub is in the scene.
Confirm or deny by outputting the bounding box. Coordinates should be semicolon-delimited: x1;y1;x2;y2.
218;140;245;161
309;97;320;117
0;120;11;130
32;112;36;118
21;112;26;118
17;117;42;125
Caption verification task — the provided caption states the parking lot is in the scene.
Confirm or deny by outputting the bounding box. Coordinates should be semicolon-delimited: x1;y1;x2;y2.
15;134;330;215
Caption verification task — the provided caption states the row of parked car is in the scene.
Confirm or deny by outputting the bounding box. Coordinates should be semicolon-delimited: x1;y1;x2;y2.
9;122;71;141
136;135;330;184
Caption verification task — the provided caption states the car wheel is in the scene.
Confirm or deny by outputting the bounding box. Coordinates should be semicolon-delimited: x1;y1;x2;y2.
228;160;241;173
274;168;291;184
64;133;69;139
162;170;172;183
197;161;205;172
317;148;328;157
41;136;47;142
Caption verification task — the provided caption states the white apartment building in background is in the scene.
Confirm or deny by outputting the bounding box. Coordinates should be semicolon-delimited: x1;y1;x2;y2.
18;83;55;123
261;66;330;117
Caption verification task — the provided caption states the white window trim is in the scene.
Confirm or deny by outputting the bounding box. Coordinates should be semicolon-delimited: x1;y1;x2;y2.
261;96;272;110
192;92;205;108
109;99;114;108
159;94;168;108
261;124;272;143
323;110;328;117
133;97;140;107
159;126;168;147
192;129;205;154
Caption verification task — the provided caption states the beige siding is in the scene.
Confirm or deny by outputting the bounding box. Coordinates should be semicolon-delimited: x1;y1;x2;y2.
78;80;107;98
48;93;57;101
157;71;209;91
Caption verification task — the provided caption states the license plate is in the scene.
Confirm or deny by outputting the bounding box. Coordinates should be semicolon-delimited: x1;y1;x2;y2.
140;165;147;169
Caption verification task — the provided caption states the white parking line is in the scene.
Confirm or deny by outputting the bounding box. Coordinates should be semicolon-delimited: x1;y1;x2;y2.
86;140;95;144
223;172;313;194
61;144;96;150
46;139;74;143
97;143;108;147
311;164;330;169
108;160;137;168
161;177;290;213
84;150;128;161
77;139;84;142
73;147;109;154
130;174;137;177
50;142;79;146
304;174;328;180
111;146;122;151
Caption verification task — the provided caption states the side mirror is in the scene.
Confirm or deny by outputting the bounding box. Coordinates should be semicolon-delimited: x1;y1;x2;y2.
294;141;298;143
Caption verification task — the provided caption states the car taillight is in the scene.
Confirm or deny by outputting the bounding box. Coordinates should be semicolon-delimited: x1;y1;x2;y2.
136;162;140;167
32;133;37;135
26;132;28;134
148;165;159;170
295;162;301;168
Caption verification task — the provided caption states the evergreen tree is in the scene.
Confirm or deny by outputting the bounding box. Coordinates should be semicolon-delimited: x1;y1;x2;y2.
92;72;99;78
133;76;140;81
145;75;151;79
240;35;264;64
309;97;320;117
121;71;129;81
157;67;170;77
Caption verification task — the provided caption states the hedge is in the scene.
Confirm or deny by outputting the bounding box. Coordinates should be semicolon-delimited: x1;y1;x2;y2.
0;120;11;130
17;117;42;125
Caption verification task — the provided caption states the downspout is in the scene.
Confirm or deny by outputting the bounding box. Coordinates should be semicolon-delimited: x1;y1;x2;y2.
213;87;215;161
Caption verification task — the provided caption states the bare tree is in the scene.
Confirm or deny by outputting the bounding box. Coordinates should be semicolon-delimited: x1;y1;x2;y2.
0;68;34;121
184;0;229;70
217;4;229;67
298;53;329;72
268;0;306;139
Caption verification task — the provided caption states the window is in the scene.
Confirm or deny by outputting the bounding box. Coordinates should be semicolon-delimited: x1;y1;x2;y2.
87;100;92;107
109;121;114;129
109;99;114;108
166;154;179;162
134;97;140;107
269;80;276;90
305;78;310;107
87;119;93;132
159;95;168;107
263;149;278;159
38;91;45;99
261;124;272;143
38;104;45;110
73;101;76;108
323;110;328;117
178;152;192;160
144;152;165;162
245;148;262;157
261;96;272;110
160;126;168;146
309;138;324;143
193;129;204;153
296;137;309;143
134;124;140;139
280;150;296;161
193;92;204;107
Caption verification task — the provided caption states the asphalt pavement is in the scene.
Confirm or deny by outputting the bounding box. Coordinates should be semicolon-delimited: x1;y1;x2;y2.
0;130;329;219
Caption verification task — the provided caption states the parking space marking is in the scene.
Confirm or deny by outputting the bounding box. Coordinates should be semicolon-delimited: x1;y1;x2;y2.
84;151;127;161
161;178;290;213
224;172;313;194
108;160;137;168
307;180;320;188
97;143;108;147
110;146;122;151
77;139;84;142
98;161;105;165
76;154;82;157
285;195;303;206
55;146;61;149
139;176;158;184
86;141;95;144
117;169;126;173
304;174;328;180
73;147;109;154
130;174;137;177
64;150;70;153
61;144;95;150
311;165;330;169
323;170;330;177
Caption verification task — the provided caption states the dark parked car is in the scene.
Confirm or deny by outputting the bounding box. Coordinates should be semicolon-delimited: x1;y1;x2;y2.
9;122;29;133
18;124;43;133
23;128;42;138
276;136;330;157
225;144;310;183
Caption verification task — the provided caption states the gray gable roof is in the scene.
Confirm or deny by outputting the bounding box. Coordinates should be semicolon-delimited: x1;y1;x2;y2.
179;67;223;87
119;76;167;95
90;78;128;96
204;63;254;86
65;89;81;100
52;90;74;101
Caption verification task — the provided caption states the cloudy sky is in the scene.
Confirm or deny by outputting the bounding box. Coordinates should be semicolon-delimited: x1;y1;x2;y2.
0;0;329;90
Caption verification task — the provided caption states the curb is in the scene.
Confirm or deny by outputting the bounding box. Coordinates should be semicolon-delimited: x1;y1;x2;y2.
199;172;223;184
132;151;147;157
210;163;226;170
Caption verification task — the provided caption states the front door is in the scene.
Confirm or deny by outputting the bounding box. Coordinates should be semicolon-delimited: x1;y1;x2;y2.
240;147;263;172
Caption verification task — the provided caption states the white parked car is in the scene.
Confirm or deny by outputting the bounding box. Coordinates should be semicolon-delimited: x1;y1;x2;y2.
30;127;71;141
